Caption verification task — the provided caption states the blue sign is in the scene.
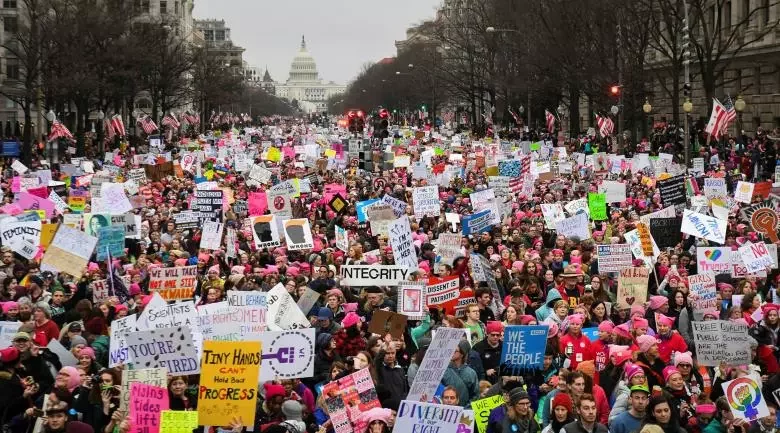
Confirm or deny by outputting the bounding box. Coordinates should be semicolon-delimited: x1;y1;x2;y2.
582;327;599;342
356;199;379;223
500;325;548;372
461;209;493;236
1;140;19;156
96;226;125;261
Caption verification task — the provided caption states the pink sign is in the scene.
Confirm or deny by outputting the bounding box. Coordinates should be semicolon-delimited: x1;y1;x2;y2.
323;184;347;202
26;186;48;199
14;192;55;218
248;192;268;216
0;204;23;215
129;382;169;433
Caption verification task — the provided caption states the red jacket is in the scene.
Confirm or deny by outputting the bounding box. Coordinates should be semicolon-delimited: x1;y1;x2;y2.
559;332;594;371
591;339;610;372
593;384;611;426
657;331;688;364
35;319;60;345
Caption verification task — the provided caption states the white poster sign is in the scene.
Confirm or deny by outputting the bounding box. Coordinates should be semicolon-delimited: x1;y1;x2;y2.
388;216;418;270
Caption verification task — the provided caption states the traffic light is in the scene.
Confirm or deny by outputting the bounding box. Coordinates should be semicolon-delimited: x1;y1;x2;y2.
610;85;620;96
375;108;389;139
683;83;691;97
347;110;365;134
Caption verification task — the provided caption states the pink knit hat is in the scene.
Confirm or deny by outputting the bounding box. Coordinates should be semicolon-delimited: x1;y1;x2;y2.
663;366;681;383
598;321;615;332
624;363;643;381
59;366;82;393
648;295;668;310
613;323;632;339
656;313;675;327
609;345;632;366
673;351;693;366
79;347;96;360
630;304;645;318
342;312;361;328
632;317;649;330
636;334;657;353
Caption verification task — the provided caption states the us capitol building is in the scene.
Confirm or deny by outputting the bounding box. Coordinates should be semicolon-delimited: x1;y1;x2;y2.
264;36;345;114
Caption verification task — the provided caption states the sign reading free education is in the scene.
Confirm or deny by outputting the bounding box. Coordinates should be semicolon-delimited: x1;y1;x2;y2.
338;265;411;286
500;325;548;372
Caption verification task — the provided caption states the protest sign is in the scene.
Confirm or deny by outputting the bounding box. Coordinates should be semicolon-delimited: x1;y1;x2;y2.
96;226;125;261
339;265;411;286
198;305;267;342
110;213;140;237
471;395;505;433
462;209;493;236
109;314;137;367
0;321;21;348
283;218;314;250
267;283;310;331
14;191;55;218
501;325;548;372
425;275;460;307
100;183;133;214
540;203;566;227
596;244;633;273
126;326;200;374
40;225;97;279
192;190;224;224
129;382;169;433
296;287;320;316
160;411;199;433
368;310;407;339
356;199;379;222
470;189;501;225
734;181;755;203
696;247;732;274
398;281;427;320
380;194;407;217
739;241;774;273
657;175;686;206
0;218;41;250
388;216;417;269
588;193;607;220
555;213;590;240
198;340;262;426
721;374;770;421
692;320;751;366
636;223;654;257
393;401;463;433
599;180;627;203
688;273;717;321
257;328;315;382
172;211;200;230
199;220;223;250
323;368;381;433
366;204;395;237
335;225;349;252
564;198;589;217
143;161;174;181
141;301;198;330
649;217;682;249
250;215;281;249
412;185;440;218
638;206;675;226
704;178;727;198
119;367;168;412
46;339;78;366
148;265;198;301
436;233;462;265
681;209;727;244
616;267;649;309
407;327;465;402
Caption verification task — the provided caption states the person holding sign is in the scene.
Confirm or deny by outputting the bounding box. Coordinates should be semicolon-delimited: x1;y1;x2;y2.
559;314;594;371
655;314;688;364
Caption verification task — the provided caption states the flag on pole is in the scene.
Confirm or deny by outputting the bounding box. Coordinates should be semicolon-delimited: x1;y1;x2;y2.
48;121;74;142
720;96;737;135
110;114;126;137
545;110;556;133
161;112;181;129
509;107;521;125
596;114;614;137
104;118;115;142
137;116;158;135
705;98;729;139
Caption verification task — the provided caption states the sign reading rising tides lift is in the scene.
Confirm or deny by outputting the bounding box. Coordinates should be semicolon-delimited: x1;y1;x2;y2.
339;265;411;286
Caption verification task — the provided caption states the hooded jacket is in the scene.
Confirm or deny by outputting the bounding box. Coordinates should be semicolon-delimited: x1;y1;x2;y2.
535;289;563;322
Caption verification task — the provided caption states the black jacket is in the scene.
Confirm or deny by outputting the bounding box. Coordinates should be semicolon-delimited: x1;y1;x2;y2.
561;420;608;433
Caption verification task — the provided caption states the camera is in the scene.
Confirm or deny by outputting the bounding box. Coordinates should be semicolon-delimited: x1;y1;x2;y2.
91;374;101;386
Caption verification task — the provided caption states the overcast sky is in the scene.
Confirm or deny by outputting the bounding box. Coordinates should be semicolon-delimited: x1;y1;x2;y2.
193;0;440;85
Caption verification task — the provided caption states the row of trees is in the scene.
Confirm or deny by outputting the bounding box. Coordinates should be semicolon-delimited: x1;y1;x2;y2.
332;0;778;137
3;0;293;163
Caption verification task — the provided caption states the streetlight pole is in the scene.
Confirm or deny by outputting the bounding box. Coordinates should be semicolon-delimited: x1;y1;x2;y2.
683;0;691;166
734;95;746;142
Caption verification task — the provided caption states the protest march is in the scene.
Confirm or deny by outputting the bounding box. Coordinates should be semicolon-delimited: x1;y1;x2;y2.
0;113;778;433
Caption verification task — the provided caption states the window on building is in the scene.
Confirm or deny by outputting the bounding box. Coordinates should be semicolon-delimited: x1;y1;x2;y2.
160;0;167;14
204;30;213;41
4;16;17;33
753;116;761;129
736;69;743;92
6;59;19;80
755;67;761;92
215;30;225;41
724;1;731;29
763;0;770;25
137;0;149;13
2;0;16;7
174;1;179;15
742;0;750;21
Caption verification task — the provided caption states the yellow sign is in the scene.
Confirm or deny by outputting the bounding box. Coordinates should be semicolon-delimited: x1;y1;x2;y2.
198;340;262;427
40;223;58;247
204;169;214;181
266;147;281;163
324;149;336;158
160;410;198;433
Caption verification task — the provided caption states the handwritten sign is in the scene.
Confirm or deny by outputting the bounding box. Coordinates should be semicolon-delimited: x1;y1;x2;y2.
120;368;167;412
129;382;169;433
688;273;717;321
393;401;463;433
407;327;465;402
126;326;200;375
198;340;262;426
692;320;751;366
148;265;197;301
616;267;649;309
160;411;199;433
388;216;417;269
471;395;505;433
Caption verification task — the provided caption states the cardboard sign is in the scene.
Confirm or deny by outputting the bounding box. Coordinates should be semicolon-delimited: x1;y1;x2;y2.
407;327;465;402
500;325;548;372
119;367;167;412
198;340;262;426
412;185;440;218
649;217;682;249
688;273;717;321
129;382;169;433
40;225;97;279
126;326;200;374
148;265;198;301
721;374;770;421
681;209;727;244
616;267;649;309
657;175;686;206
368;310;407;338
257;328;315;382
692;320;751;366
388;216;418;269
636;223;654;257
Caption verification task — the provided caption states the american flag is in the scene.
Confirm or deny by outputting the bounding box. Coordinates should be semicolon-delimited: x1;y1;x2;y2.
705;98;729;139
720;96;737;135
545;110;556;133
442;111;454;123
596;114;614;137
209;111;218;123
48;121;74;142
104;118;115;142
508;107;521;125
520;154;531;177
110;114;126;137
461;113;468;125
162;112;181;129
137;115;158;135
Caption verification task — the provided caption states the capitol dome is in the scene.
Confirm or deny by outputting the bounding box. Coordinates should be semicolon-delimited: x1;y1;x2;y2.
287;35;320;83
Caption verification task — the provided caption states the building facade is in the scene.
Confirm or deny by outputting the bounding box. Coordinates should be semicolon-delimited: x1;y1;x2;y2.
194;18;245;72
270;36;345;113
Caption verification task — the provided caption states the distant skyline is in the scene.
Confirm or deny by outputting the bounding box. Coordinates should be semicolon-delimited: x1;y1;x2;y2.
193;0;441;85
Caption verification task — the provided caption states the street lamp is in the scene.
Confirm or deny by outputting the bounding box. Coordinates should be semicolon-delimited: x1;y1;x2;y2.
734;95;746;138
683;98;693;166
643;98;652;139
96;109;105;153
